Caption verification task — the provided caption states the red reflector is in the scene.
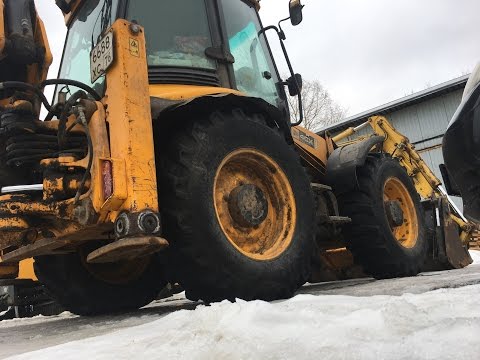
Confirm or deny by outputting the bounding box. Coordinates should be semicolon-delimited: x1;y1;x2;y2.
102;160;113;200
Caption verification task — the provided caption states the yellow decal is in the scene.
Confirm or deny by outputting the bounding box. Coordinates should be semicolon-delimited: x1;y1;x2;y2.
129;38;140;57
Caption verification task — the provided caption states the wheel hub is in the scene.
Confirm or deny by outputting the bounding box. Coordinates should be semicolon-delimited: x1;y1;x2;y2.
383;176;419;248
385;200;404;228
228;184;268;228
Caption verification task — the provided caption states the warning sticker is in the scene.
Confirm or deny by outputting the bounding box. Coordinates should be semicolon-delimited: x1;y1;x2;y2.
129;38;140;57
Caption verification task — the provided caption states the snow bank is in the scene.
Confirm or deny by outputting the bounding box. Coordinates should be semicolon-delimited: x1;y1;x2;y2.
470;250;480;265
6;285;480;360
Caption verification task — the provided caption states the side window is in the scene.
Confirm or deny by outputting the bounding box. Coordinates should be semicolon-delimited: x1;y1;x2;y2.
221;0;281;106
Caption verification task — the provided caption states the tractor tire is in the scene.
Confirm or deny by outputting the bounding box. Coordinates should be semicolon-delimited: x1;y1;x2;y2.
157;109;314;302
337;154;427;278
34;244;167;315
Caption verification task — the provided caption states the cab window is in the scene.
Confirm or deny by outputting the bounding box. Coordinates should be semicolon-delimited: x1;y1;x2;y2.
220;0;281;106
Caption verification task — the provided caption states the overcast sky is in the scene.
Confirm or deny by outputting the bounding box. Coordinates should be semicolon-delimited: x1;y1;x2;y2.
35;0;480;116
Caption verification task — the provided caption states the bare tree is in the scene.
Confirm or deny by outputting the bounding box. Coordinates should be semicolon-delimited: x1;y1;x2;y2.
287;79;347;131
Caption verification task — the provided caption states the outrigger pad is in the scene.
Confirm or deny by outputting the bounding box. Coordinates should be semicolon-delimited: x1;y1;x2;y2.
86;237;169;264
438;198;473;269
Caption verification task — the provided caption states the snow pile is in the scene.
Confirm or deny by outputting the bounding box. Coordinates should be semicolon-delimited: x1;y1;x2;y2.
470;250;480;264
6;285;480;360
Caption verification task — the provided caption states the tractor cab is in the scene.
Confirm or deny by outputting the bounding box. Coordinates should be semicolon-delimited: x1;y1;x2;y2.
56;0;304;127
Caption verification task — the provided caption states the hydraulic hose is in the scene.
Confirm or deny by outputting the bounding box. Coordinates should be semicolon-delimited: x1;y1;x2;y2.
0;81;52;112
57;90;87;148
40;79;101;101
74;106;93;204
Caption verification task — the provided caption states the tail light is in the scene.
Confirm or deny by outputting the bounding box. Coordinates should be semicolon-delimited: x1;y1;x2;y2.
101;160;113;200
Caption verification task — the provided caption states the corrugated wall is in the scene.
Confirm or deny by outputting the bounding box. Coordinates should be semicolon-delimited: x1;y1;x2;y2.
389;90;463;148
387;89;464;207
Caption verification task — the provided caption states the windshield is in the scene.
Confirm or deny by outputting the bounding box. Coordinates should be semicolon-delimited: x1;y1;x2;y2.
127;0;215;70
56;0;118;99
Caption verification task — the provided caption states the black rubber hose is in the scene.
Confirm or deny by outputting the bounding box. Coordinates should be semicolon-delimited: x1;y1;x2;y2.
0;81;52;111
57;91;87;149
44;103;63;121
65;119;80;134
40;79;101;101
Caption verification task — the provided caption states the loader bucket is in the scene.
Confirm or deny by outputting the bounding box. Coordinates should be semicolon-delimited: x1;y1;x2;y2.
442;223;472;269
423;198;472;271
443;79;480;222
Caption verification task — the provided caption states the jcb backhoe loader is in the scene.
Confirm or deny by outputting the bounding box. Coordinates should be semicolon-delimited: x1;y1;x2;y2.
0;0;473;316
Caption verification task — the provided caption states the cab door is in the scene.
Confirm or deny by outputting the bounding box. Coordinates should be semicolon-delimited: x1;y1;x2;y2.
218;0;287;110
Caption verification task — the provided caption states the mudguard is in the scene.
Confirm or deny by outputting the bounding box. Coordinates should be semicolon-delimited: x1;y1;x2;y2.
443;80;480;222
326;136;385;194
150;93;294;145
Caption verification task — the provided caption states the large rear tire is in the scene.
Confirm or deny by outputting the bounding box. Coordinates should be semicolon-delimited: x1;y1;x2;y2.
157;109;314;302
34;244;167;315
337;154;427;278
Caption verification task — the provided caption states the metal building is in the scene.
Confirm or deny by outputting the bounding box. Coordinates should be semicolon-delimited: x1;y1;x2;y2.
322;74;469;206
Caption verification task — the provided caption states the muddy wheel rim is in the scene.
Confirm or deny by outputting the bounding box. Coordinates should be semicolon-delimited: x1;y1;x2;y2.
213;148;296;261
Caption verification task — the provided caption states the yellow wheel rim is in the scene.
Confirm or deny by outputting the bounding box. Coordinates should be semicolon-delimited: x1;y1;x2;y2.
213;148;296;261
383;177;419;248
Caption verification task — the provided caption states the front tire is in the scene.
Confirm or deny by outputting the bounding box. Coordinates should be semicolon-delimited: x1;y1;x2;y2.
157;109;315;302
337;154;427;278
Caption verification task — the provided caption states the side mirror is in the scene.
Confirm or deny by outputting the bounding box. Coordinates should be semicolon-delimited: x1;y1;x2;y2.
286;73;303;96
289;0;304;26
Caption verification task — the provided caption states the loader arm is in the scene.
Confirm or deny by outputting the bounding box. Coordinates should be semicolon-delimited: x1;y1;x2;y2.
0;0;52;99
334;116;476;246
0;0;86;95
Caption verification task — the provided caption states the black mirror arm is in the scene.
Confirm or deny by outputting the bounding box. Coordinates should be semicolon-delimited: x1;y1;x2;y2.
277;17;290;40
258;25;281;39
258;25;304;127
290;86;304;126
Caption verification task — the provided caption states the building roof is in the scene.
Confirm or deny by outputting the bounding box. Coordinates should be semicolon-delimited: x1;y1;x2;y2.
320;74;469;134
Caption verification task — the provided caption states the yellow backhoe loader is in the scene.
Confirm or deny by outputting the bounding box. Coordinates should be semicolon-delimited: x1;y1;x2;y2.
0;0;473;316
